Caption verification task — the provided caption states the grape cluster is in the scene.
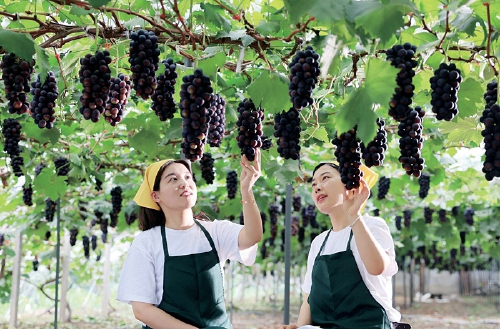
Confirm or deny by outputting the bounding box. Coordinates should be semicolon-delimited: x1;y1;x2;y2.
30;71;59;129
23;185;33;206
260;211;267;234
452;206;460;216
33;260;39;271
361;118;387;167
424;207;433;224
386;43;418;121
288;46;320;110
464;208;475;225
274;107;301;160
377;176;390;199
129;30;160;99
236;99;264;161
0;234;4;247
438;209;447;223
403;210;412;228
101;218;109;235
151;58;178;121
261;135;272;150
459;231;467;245
200;153;215;184
69;227;78;247
125;212;138;225
180;69;213;161
480;82;500;180
226;170;238;199
82;236;90;259
45;231;51;241
293;195;301;211
269;204;279;239
418;173;430;199
45;198;56;222
430;63;462;120
55;157;70;176
35;163;46;176
208;94;227;147
291;215;299;236
91;235;97;250
1;53;35;114
301;204;317;228
104;73;131;126
332;127;363;190
298;226;305;243
397;106;426;177
78;50;112;122
2;118;24;176
111;186;123;214
395;215;402;231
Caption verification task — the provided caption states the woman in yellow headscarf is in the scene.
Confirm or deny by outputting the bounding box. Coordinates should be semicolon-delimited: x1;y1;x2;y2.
283;163;404;329
117;150;263;329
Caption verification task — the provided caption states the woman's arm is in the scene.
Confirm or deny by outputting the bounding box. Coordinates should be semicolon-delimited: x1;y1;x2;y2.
131;301;198;329
296;293;312;326
238;149;263;249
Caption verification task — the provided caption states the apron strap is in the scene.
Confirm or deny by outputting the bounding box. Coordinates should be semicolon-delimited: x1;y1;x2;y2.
316;229;332;259
346;229;354;251
161;225;169;257
194;219;217;252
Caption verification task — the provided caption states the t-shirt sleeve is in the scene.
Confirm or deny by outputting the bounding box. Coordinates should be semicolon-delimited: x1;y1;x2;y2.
367;217;398;276
214;220;257;266
116;242;158;305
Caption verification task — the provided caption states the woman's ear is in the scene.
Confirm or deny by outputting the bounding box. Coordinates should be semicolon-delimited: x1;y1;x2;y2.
151;191;160;202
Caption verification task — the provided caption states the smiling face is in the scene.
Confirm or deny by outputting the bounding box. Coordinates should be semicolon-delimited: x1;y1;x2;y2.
151;162;197;211
311;164;345;214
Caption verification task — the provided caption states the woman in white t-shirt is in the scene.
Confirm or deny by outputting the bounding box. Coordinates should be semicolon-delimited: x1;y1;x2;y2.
117;150;263;329
283;162;404;329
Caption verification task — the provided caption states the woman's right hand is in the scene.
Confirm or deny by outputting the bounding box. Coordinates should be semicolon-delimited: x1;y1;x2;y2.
279;325;298;329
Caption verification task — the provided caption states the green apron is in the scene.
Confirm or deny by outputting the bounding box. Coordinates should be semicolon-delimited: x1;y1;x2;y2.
309;229;391;329
144;220;231;329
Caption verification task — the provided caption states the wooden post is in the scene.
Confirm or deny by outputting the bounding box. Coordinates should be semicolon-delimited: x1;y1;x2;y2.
101;243;111;317
254;263;260;302
9;231;22;328
410;257;415;306
240;263;246;302
59;232;71;322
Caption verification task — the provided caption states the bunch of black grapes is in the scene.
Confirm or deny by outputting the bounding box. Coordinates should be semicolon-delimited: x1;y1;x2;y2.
200;153;215;184
424;207;433;224
395;215;402;231
418;173;430;199
23;185;33;206
464;208;475;225
101;218;109;235
260;211;267;233
386;43;418;121
0;234;4;247
226;170;238;199
69;227;78;247
460;231;467;245
403;210;412;228
35;163;46;176
129;30;160;99
82;236;90;259
397;106;426;177
55;157;70;176
110;186;123;228
151;58;178;121
438;209;447;222
33;259;39;271
30;71;59;129
261;135;272;150
452;206;460;216
480;81;500;180
125;212;138;225
301;204;317;228
78;50;112;122
377;176;390;199
45;231;51;241
291;216;299;236
269;204;279;239
236;99;264;161
429;63;462;121
1;53;35;114
293;195;301;211
332;127;363;190
361;118;387;167
208;94;227;147
180;69;213;161
105;73;131;126
45;198;56;222
91;235;97;250
2;118;24;176
288;46;321;110
274;107;301;160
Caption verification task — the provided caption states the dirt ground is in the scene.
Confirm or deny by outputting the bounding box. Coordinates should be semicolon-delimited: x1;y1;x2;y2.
2;295;500;329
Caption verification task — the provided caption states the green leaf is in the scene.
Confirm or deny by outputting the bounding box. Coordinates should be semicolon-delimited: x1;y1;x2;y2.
439;117;483;146
69;4;93;16
33;171;68;200
247;70;290;114
264;159;302;185
4;2;26;13
88;0;111;8
214;30;255;47
284;0;347;24
451;6;478;36
23;124;61;145
0;30;36;62
457;78;484;118
303;126;330;143
200;3;232;33
129;128;160;155
35;46;51;86
198;51;227;78
130;0;151;12
255;21;281;36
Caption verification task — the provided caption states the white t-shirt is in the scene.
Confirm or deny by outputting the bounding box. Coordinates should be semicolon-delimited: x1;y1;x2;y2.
117;219;257;306
301;215;401;323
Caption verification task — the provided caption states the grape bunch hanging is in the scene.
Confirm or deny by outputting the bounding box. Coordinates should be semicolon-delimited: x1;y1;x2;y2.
377;176;390;199
23;185;33;206
418;173;430;199
78;50;112;122
274;107;301;160
180;69;214;161
2;118;24;177
424;207;433;224
82;236;90;259
288;46;321;110
30;71;59;129
226;170;238;199
361;118;387;167
208;94;227;147
151;58;178;121
129;30;160;100
200;153;215;184
464;208;475;225
55;157;70;176
261;136;272;150
45;198;56;221
429;63;462;120
105;73;131;126
69;227;78;247
236;99;264;161
397;106;426;177
438;209;447;222
110;186;123;228
480;80;500;181
1;53;35;115
332;127;363;190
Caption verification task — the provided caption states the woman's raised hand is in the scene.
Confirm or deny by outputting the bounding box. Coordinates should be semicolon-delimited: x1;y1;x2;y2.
342;177;370;218
240;148;262;192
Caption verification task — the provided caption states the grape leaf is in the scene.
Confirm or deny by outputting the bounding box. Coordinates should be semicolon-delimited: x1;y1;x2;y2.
70;4;93;16
255;21;281;36
0;30;36;62
303;126;330;143
88;0;111;8
33;170;68;200
129;128;160;155
451;6;478;36
264;159;302;185
214;30;255;47
247;70;290;114
439;117;483;146
284;0;347;24
35;45;51;86
200;3;232;33
457;78;484;118
198;51;227;78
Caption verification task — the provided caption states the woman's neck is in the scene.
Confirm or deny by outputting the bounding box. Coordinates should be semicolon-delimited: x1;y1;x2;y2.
164;209;195;230
329;209;350;232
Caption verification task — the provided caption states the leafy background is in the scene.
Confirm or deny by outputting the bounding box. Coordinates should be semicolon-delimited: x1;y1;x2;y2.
0;0;499;306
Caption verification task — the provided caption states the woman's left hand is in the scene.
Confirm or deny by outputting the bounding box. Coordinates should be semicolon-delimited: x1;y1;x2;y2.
342;178;370;218
240;148;262;192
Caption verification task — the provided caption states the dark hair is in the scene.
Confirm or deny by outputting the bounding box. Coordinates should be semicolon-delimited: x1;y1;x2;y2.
138;160;193;231
312;162;340;179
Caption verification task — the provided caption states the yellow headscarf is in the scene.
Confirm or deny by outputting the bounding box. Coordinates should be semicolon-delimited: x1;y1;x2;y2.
133;159;192;210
